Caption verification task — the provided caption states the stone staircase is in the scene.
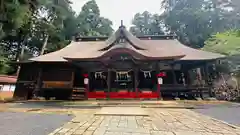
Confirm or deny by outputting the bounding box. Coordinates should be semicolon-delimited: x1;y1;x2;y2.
70;88;86;100
96;100;181;108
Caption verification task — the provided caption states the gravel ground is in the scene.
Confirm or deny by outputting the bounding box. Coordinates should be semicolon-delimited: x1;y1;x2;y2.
0;112;73;135
193;103;240;126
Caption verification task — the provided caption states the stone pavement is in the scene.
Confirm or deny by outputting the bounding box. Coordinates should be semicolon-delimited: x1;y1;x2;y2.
49;107;240;135
95;107;148;116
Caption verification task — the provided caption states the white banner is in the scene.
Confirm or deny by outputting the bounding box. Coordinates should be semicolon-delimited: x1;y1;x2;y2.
158;78;163;84
84;78;89;85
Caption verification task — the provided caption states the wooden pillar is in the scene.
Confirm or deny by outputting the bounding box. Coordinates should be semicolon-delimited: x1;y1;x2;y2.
107;68;111;99
171;64;177;85
156;62;161;99
188;70;194;85
71;71;75;88
204;64;213;97
204;64;209;84
196;68;202;81
34;67;42;99
134;68;139;98
83;71;89;99
170;63;179;98
196;67;203;98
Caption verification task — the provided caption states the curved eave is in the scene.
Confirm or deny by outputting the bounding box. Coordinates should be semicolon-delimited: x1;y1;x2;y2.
180;56;225;61
64;48;185;61
180;51;226;61
9;60;35;64
29;60;68;63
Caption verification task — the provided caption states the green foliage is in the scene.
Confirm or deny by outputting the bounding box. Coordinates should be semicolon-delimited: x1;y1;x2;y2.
0;56;11;74
204;30;240;55
0;0;113;74
0;46;11;74
0;0;37;38
204;30;240;75
204;29;240;78
161;0;240;48
130;11;164;36
76;0;113;36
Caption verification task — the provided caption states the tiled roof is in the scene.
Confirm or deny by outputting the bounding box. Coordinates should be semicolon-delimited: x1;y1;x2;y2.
29;26;224;62
0;75;17;84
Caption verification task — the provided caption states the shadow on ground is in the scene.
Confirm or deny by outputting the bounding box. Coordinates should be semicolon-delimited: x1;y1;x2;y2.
0;111;73;135
193;103;240;126
8;101;101;109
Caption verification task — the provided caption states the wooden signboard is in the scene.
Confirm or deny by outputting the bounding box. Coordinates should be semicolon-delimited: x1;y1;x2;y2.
42;81;72;88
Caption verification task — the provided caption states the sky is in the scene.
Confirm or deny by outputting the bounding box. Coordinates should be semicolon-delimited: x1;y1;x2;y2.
71;0;162;30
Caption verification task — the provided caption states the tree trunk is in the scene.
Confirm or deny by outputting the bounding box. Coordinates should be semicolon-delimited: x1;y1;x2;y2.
15;42;22;62
19;43;25;61
15;44;25;76
40;34;49;55
16;34;28;76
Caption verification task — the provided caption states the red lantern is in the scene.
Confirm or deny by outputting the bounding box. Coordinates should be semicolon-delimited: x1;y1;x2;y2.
83;74;89;78
156;72;166;77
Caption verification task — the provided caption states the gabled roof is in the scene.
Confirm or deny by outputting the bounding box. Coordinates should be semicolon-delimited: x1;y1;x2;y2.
102;25;147;50
29;25;224;62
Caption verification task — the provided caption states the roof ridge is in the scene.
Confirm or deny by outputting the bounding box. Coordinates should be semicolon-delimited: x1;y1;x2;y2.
100;26;147;51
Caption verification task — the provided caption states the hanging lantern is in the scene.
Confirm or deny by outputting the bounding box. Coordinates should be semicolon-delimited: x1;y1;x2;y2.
156;72;166;77
83;74;89;78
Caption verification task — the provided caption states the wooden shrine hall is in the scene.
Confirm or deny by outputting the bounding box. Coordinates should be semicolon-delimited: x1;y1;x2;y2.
14;24;224;100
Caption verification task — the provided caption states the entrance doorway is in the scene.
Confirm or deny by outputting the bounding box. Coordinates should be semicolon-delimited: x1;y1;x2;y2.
108;70;135;98
111;70;134;92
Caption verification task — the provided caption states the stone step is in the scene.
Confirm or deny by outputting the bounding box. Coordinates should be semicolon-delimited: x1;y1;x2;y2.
72;89;85;92
99;105;140;107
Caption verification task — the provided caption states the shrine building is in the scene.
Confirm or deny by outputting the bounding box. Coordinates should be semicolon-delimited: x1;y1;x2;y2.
14;25;224;100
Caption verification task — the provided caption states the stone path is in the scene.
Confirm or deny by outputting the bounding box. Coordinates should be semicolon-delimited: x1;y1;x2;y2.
150;109;240;135
50;107;240;135
95;107;148;116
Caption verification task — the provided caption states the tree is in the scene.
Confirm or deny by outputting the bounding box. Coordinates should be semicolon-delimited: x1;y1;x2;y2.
0;46;11;74
0;0;38;39
161;0;240;48
204;30;240;86
76;0;113;36
34;0;76;55
0;0;114;74
204;30;240;56
130;11;164;36
1;0;77;59
0;0;77;73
